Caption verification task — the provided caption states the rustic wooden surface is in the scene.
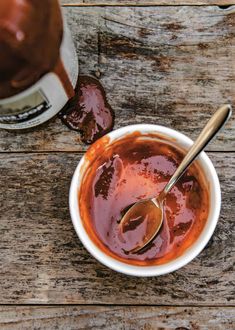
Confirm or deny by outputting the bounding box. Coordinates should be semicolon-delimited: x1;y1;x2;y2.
0;5;234;152
0;2;234;329
0;306;235;329
0;152;234;306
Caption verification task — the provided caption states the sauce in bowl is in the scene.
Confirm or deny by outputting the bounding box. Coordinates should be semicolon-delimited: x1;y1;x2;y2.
79;132;209;266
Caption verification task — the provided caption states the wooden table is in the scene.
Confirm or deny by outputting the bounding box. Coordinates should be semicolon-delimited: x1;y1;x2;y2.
0;1;234;329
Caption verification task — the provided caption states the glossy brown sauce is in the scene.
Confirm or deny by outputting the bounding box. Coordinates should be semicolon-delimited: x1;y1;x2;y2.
79;132;209;266
0;0;63;99
59;75;115;144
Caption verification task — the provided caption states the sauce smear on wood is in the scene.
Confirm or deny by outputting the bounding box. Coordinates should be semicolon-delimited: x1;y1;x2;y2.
59;75;114;144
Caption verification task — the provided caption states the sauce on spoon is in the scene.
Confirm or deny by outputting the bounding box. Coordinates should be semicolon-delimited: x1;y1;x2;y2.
120;200;163;254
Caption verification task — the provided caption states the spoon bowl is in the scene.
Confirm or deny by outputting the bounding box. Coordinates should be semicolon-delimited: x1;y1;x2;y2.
120;199;163;254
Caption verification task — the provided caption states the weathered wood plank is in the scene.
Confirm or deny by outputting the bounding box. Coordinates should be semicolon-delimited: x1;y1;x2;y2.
0;6;234;152
0;306;234;329
0;152;234;304
61;1;235;7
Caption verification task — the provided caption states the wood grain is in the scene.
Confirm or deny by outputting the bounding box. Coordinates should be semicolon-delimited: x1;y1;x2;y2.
0;3;234;326
0;6;234;152
0;152;234;304
0;306;235;329
61;1;235;7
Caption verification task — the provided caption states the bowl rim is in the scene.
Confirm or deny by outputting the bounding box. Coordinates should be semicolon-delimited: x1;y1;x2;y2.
69;124;221;277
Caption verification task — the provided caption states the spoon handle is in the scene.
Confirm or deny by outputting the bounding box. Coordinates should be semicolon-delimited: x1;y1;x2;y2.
157;104;232;202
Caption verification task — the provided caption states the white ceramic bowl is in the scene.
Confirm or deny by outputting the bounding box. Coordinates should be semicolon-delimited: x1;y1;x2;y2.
69;124;221;276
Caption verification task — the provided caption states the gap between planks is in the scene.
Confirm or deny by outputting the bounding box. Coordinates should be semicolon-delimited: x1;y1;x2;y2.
0;303;235;307
61;3;235;8
0;150;234;154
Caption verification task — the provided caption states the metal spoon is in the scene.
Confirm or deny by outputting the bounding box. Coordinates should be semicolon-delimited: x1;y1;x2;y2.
119;104;232;254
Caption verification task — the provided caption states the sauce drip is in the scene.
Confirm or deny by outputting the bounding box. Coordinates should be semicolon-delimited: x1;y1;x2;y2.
54;58;75;99
59;75;115;144
79;133;209;266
